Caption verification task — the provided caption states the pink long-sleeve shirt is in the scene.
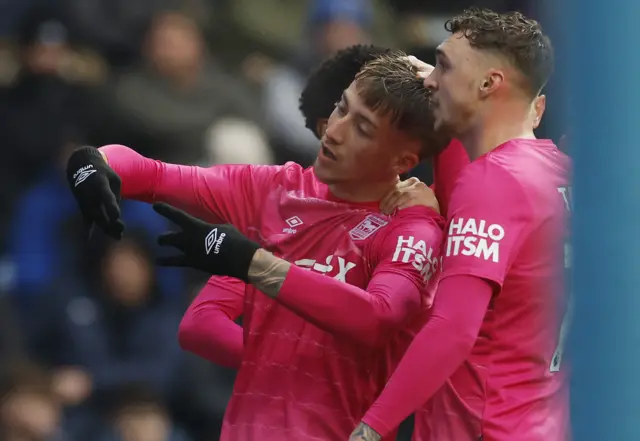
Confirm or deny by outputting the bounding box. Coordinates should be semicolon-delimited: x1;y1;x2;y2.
100;144;445;441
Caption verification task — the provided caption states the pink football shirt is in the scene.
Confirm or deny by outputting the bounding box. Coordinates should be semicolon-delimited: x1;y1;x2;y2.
100;145;445;441
422;139;571;440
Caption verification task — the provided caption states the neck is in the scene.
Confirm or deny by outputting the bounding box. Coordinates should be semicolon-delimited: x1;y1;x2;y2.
459;101;535;161
328;178;397;203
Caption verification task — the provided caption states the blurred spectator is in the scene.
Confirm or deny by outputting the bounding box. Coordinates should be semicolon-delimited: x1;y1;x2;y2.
98;11;271;165
100;386;191;441
0;292;26;370
255;0;372;165
59;0;179;67
8;142;183;309
27;231;183;402
0;10;107;250
0;363;70;441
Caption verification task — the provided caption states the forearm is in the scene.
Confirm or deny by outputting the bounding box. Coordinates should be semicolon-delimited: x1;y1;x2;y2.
178;277;245;369
99;144;231;223
360;275;492;437
179;304;244;369
247;250;420;347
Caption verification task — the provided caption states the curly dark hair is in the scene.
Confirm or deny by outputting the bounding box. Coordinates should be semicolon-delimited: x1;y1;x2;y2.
446;7;554;97
299;45;393;138
355;51;451;160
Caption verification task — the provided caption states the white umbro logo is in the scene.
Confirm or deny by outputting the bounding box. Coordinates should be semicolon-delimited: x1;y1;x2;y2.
285;216;303;228
283;216;303;234
205;228;226;255
73;166;97;187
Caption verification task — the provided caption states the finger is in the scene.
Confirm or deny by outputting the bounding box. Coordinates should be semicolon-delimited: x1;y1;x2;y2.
153;203;193;227
106;219;125;240
380;188;399;212
83;217;95;240
97;185;121;224
396;177;420;189
388;193;410;211
407;55;430;69
407;56;434;78
156;255;190;267
157;231;185;249
395;193;414;210
86;203;111;234
380;193;402;215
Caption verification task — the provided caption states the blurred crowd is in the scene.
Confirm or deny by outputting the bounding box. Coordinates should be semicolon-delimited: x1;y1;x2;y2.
0;0;555;440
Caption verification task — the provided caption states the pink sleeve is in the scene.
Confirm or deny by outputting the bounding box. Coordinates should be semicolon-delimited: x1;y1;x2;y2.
433;140;469;217
99;144;280;229
362;274;493;436
275;209;445;348
443;162;532;287
178;276;245;369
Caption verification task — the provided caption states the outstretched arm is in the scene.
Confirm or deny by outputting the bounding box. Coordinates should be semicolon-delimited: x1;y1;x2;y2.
153;204;443;349
99;144;278;227
247;209;443;349
247;250;423;348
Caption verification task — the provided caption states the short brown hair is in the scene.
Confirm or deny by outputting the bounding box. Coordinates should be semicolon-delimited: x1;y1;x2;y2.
446;7;554;97
355;51;450;160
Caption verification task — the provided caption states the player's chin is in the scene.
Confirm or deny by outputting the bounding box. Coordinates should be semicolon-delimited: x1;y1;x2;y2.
313;159;337;184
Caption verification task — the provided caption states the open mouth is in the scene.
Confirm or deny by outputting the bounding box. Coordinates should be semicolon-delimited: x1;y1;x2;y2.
321;144;337;161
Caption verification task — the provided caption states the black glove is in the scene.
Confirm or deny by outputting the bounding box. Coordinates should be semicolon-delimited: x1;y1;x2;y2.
153;203;261;283
66;146;124;239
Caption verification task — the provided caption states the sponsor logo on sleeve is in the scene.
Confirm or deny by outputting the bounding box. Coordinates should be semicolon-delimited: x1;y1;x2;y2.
392;235;440;283
445;217;505;263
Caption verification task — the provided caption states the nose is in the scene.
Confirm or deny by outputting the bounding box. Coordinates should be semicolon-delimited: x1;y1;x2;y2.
324;115;347;145
423;69;437;91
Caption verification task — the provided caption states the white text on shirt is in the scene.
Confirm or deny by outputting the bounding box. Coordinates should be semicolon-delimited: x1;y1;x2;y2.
446;217;505;263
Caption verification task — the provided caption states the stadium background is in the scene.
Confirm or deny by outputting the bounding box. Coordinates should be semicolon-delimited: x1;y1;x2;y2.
0;1;568;440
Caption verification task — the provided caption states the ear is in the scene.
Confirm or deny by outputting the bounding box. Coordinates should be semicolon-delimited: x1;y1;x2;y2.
532;94;546;129
315;119;328;138
395;151;420;175
479;69;504;98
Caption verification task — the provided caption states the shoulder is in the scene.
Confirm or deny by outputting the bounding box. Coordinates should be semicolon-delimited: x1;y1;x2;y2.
453;154;530;210
372;207;445;253
277;163;327;195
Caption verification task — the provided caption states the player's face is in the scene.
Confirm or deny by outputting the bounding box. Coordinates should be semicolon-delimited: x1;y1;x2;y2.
425;33;486;135
314;81;420;187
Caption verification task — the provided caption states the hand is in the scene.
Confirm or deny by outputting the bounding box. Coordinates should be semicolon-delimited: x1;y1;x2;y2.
380;177;440;215
153;203;261;282
407;55;435;79
66;146;124;239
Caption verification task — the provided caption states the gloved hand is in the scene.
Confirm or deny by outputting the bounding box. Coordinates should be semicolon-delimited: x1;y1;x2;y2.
66;146;124;239
153;203;261;283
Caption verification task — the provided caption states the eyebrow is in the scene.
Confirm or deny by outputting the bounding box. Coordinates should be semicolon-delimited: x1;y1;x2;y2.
435;46;449;62
342;91;378;130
